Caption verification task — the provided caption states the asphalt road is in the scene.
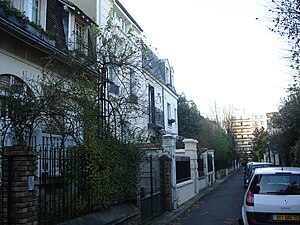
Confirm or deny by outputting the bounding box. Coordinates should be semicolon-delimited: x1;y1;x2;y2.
176;169;245;225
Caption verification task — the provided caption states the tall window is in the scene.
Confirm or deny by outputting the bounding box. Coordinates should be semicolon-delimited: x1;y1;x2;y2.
174;108;177;122
128;70;138;103
165;66;173;86
24;0;39;24
130;70;137;96
149;85;155;123
115;15;128;33
75;21;87;53
108;66;119;95
166;67;170;84
8;0;46;28
167;103;171;120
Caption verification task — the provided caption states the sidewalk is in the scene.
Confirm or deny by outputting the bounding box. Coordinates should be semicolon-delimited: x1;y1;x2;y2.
147;169;240;225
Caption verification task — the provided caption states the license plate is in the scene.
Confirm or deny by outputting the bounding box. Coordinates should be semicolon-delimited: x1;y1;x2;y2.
273;214;300;221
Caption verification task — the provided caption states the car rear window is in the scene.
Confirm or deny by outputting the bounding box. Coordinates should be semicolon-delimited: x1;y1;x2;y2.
250;164;273;172
249;174;300;195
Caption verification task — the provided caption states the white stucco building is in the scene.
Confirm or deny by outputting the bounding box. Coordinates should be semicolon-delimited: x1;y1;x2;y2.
71;0;179;139
0;0;178;145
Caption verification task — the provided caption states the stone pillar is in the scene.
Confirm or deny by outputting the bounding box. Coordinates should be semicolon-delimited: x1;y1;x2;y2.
207;150;215;184
3;144;38;225
201;151;209;186
160;155;172;212
135;172;142;224
183;139;198;193
162;134;177;209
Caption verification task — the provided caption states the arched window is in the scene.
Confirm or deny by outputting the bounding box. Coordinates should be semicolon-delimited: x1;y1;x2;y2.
0;74;31;96
0;74;33;145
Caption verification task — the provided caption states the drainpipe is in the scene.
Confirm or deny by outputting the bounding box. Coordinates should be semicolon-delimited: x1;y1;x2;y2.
162;86;165;128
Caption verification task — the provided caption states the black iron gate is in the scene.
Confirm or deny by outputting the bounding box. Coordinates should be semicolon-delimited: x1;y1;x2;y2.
140;153;165;223
0;147;4;225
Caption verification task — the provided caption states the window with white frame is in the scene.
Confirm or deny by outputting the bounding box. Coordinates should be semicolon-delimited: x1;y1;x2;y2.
167;103;172;126
167;103;171;120
108;66;119;95
165;66;173;86
115;14;129;33
108;66;118;84
166;67;170;83
130;69;137;95
24;0;39;24
129;69;138;103
174;108;177;123
75;21;88;54
65;9;92;55
9;0;47;28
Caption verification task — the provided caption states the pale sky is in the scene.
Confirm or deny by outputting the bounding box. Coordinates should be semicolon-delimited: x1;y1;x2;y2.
120;0;292;116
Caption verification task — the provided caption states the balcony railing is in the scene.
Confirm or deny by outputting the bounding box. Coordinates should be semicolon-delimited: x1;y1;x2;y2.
0;6;56;46
108;82;120;95
149;107;164;128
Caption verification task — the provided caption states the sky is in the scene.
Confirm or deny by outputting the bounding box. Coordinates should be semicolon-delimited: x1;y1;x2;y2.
120;0;292;116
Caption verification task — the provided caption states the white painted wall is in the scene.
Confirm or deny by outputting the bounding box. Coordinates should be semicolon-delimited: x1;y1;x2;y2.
0;51;42;87
164;88;178;135
176;180;194;206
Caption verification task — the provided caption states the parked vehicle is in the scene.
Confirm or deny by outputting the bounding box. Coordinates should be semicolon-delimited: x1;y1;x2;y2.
241;167;300;225
244;162;274;188
244;162;253;187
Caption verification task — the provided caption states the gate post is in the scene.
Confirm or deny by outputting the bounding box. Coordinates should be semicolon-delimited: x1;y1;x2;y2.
183;139;198;194
3;144;38;225
162;135;177;210
160;155;172;212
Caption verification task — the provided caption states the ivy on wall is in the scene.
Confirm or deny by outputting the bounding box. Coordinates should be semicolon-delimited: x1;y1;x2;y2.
65;138;141;210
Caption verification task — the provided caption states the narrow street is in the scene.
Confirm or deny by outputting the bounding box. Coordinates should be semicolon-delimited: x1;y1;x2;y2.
175;170;245;225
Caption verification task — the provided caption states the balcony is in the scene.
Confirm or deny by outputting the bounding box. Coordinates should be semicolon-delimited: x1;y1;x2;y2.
149;107;164;129
108;82;120;95
127;94;138;104
0;4;55;46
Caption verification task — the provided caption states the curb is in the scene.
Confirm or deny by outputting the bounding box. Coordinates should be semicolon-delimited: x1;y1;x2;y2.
148;169;240;225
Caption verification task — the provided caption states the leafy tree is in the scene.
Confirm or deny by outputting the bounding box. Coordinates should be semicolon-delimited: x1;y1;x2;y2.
291;138;300;166
269;0;300;165
177;93;237;164
270;0;300;92
211;127;235;162
177;94;203;140
252;127;269;161
270;94;300;165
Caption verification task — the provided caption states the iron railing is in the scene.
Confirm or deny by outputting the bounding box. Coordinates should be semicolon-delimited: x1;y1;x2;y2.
176;156;191;183
149;107;164;128
36;145;91;225
0;147;3;225
0;129;142;225
140;154;165;223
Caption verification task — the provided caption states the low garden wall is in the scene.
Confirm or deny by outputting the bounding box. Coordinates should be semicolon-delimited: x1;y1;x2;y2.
176;180;195;206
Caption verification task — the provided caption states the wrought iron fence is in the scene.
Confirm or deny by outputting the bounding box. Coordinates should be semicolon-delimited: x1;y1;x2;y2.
176;156;191;183
0;129;140;225
140;153;165;223
0;128;94;225
36;145;91;225
0;146;3;225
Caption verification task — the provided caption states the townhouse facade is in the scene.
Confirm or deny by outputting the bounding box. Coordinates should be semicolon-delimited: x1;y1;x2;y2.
0;0;99;145
0;0;178;144
72;0;179;139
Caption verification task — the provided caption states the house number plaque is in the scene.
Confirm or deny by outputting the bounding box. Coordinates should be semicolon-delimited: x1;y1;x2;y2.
27;176;35;191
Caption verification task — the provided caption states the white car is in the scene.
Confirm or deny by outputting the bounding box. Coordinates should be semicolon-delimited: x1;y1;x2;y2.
242;167;300;225
244;162;274;188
